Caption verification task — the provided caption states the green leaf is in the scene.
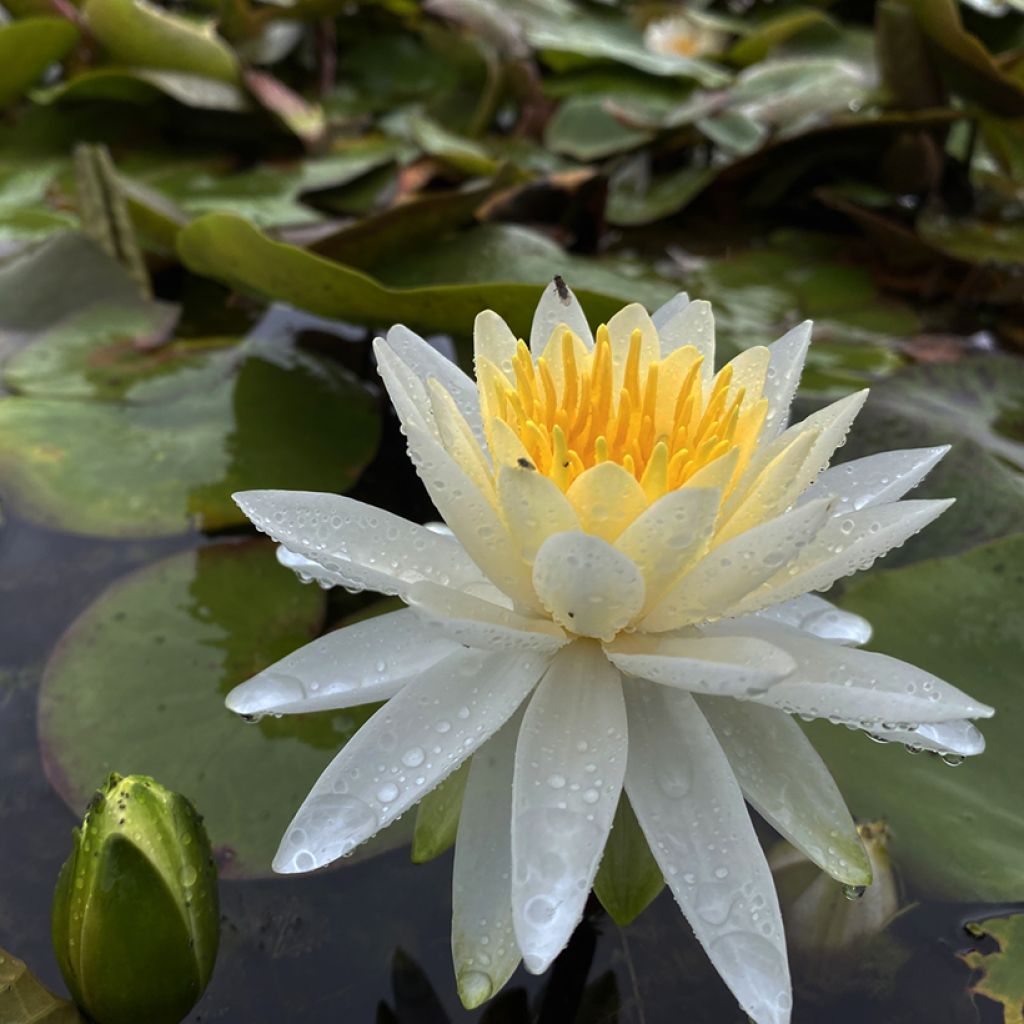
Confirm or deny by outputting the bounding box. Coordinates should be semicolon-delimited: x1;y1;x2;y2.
38;541;402;878
408;115;499;176
917;210;1024;266
543;95;653;161
607;165;717;226
593;794;663;926
727;9;837;67
0;18;80;110
808;534;1024;902
411;760;469;863
83;0;240;84
959;914;1024;1022
177;215;674;337
0;948;85;1024
38;67;248;111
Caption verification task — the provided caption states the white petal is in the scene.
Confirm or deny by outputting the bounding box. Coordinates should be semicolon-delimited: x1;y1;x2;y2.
273;648;550;872
604;634;794;697
651;291;690;339
497;465;580;561
532;531;645;641
750;594;871;646
234;490;487;598
452;712;522;1008
625;681;791;1024
565;462;648;542
870;719;986;757
474;309;518;380
225;609;458;716
605;303;660;394
761;321;811;441
641;499;832;632
652;297;714;376
698;697;871;885
799;446;950;513
733;499;955;615
406;580;568;653
373;333;433;437
402;420;542;613
615;486;720;613
529;278;593;353
381;325;485;448
511;643;627;973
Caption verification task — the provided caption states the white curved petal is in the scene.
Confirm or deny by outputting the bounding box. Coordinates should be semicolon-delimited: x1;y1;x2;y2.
427;379;494;496
474;309;518;380
453;712;523;1008
373;334;434;437
615;486;720;613
717;624;995;727
381;325;485;447
511;643;627;973
532;531;645;641
497;465;580;561
751;594;872;646
604;634;794;697
870;719;986;757
225;609;459;716
605;303;660;394
624;681;791;1024
402;420;541;613
234;490;487;598
651;291;690;348
565;462;648;542
698;697;871;885
641;499;832;632
761;321;811;441
529;278;593;353
652;297;714;376
798;446;950;513
733;499;955;615
274;648;550;872
406;580;568;653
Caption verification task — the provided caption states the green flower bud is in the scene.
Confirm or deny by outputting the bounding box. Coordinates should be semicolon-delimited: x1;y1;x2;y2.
51;774;220;1024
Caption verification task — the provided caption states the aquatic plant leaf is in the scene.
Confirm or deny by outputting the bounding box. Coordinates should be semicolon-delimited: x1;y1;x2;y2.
593;794;664;926
37;541;397;878
808;534;1024;902
0;18;79;110
0;947;84;1023
959;914;1024;1023
606;165;717;226
177;215;674;337
543;95;653;161
38;68;248;111
727;10;837;67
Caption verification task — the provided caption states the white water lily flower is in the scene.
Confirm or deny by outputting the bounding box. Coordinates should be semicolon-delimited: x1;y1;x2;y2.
644;12;730;60
226;281;993;1024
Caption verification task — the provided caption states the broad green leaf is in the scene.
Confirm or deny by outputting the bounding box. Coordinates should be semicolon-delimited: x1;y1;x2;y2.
38;68;248;111
0;18;79;110
543;95;652;161
177;215;674;337
408;115;499;176
727;10;837;67
0;160;77;248
411;760;469;863
0;947;84;1023
809;534;1024;902
959;914;1024;1022
917;210;1024;266
38;541;397;878
83;0;240;84
607;165;717;226
593;794;663;926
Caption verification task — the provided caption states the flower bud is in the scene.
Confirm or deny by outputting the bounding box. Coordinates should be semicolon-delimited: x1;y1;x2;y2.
51;774;220;1024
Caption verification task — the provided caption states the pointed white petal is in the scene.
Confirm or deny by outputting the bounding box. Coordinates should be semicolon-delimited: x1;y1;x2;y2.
406;580;568;653
373;334;433;437
273;648;550;872
869;719;986;757
453;712;523;1008
474;309;518;380
651;290;690;336
751;594;871;646
511;643;627;973
615;486;720;613
382;325;485;447
761;321;811;441
225;609;458;716
529;278;593;353
532;531;645;641
733;499;955;615
652;297;715;375
604;634;794;697
605;303;660;394
641;499;832;632
799;446;950;513
234;490;487;598
497;465;580;561
698;697;871;885
625;681;791;1024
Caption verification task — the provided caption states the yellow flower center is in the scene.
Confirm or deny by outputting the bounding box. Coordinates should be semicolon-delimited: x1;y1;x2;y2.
480;327;769;503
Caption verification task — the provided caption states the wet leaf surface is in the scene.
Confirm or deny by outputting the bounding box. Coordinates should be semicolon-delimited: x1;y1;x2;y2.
959;913;1024;1022
0;947;85;1023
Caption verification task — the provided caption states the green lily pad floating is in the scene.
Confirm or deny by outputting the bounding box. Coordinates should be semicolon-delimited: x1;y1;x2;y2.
178;214;674;337
37;68;248;112
0;18;80;110
808;533;1024;903
0;947;84;1024
39;540;384;879
544;95;653;161
0;331;380;538
959;913;1024;1021
835;355;1024;564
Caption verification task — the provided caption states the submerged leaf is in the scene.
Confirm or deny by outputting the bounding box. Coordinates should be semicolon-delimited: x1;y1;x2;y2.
959;914;1024;1023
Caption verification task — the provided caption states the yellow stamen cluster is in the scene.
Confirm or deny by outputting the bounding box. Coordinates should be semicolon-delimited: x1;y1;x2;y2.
485;327;767;501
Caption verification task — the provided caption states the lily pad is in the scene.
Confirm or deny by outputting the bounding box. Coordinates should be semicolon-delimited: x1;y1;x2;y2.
177;214;674;337
0;947;84;1023
808;533;1024;903
544;95;653;161
0;18;80;110
959;914;1024;1022
39;540;375;878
